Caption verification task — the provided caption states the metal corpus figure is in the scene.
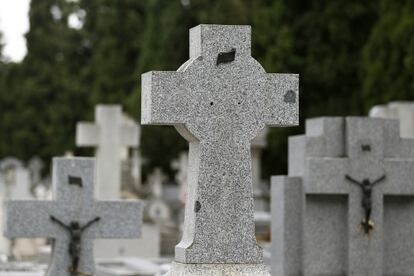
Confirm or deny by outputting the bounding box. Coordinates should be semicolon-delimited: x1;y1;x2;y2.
50;215;101;275
345;175;386;234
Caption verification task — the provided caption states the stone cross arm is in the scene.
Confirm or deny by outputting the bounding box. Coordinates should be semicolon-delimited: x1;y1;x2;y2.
4;201;55;238
4;200;142;239
141;71;298;128
76;123;138;147
76;122;100;146
306;157;414;195
3;158;143;276
141;25;299;133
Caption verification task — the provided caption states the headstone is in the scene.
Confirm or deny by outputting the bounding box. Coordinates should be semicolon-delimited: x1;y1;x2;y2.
171;152;189;204
272;117;414;276
0;157;27;258
76;104;139;199
4;157;143;275
28;157;44;186
0;165;10;258
131;148;142;191
4;163;42;259
147;168;170;224
141;24;298;274
370;101;414;138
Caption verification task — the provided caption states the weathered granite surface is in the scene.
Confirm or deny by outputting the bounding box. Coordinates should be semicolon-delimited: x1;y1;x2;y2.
141;24;298;267
141;25;299;275
272;117;414;276
4;157;143;276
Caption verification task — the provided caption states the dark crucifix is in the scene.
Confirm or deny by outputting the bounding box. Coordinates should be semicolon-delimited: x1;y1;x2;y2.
50;215;101;275
344;174;386;234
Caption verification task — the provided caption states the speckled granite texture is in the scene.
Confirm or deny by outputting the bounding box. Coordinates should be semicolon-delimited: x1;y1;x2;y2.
164;262;270;276
4;157;143;276
272;117;414;276
141;24;299;265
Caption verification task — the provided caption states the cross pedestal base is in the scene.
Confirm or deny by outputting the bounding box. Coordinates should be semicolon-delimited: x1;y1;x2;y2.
164;262;270;276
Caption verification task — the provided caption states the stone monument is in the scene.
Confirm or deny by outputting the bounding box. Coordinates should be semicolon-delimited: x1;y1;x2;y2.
77;105;157;259
370;101;414;138
3;157;143;275
272;117;414;276
76;104;140;199
141;24;298;275
171;151;189;204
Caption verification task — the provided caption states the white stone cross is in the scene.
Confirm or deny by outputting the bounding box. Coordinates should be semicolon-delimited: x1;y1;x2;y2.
171;151;189;203
76;104;139;199
4;157;143;275
283;117;414;275
28;157;44;185
141;24;299;264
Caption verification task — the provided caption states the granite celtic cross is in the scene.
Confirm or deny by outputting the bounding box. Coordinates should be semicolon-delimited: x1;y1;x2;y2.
141;24;299;263
4;158;143;275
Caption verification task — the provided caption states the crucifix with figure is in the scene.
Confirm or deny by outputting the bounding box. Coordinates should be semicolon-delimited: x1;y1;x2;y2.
141;24;299;266
4;157;143;276
272;117;414;276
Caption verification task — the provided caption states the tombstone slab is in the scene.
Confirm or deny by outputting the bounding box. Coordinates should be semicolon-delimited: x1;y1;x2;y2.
141;24;298;274
272;117;414;276
4;157;143;276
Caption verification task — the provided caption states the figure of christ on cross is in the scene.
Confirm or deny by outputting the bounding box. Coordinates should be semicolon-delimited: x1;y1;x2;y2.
4;158;144;276
50;216;101;276
345;174;386;234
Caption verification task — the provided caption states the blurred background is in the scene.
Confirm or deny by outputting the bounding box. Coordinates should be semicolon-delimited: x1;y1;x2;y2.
1;0;413;178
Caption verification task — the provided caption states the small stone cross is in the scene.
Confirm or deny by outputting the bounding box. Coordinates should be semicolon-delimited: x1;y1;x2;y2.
4;157;143;275
141;24;299;263
76;105;139;199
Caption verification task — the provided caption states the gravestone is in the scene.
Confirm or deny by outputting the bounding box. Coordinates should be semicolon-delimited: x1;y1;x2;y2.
146;168;171;224
251;128;269;213
0;161;11;257
141;24;298;274
3;162;43;258
171;151;189;204
76;104;139;199
370;101;414;138
28;157;44;186
0;157;30;258
272;117;414;276
4;157;143;276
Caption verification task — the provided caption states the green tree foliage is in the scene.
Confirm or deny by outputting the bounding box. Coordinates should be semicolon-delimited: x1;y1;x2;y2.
0;0;88;160
362;0;414;110
0;0;413;181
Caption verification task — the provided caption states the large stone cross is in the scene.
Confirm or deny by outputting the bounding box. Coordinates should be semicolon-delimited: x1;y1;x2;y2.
76;104;139;199
141;24;299;263
273;117;414;275
4;157;143;275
